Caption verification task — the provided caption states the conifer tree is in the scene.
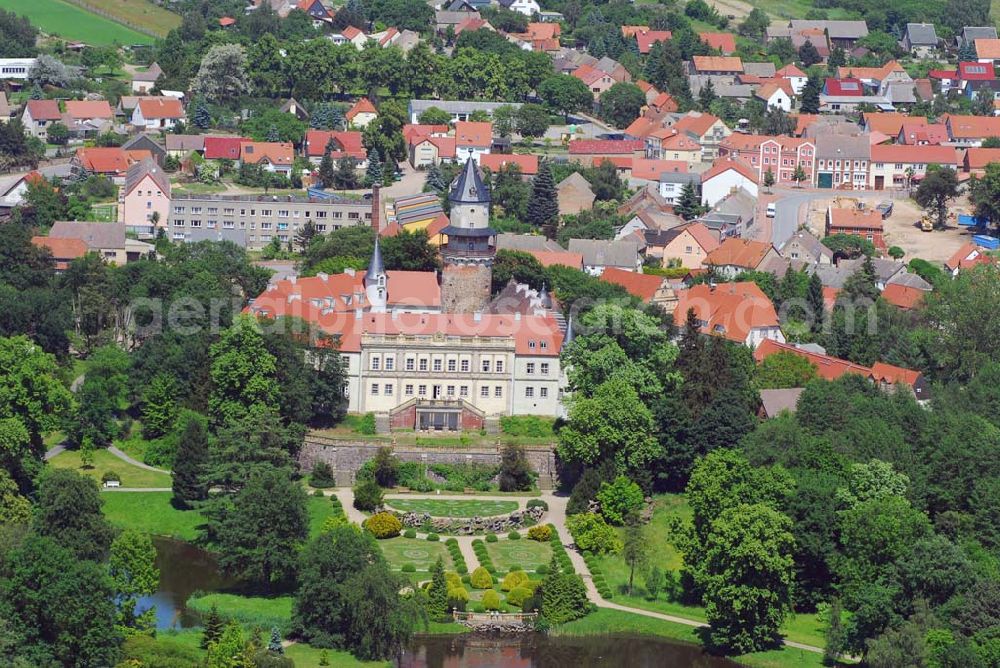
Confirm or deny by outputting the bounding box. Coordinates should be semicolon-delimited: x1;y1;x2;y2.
526;160;559;234
201;603;225;649
675;181;702;220
698;79;717;112
427;557;449;622
426;163;446;193
192;98;211;130
30;83;44;100
268;627;284;653
331;106;346;131
807;272;824;333
172;413;209;509
317;139;336;188
763;168;775;193
365;149;383;187
800;74;821;114
334;156;359;189
294;220;317;251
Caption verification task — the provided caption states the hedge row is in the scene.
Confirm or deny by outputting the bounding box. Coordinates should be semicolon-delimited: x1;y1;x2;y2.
445;538;468;574
471;539;498;575
582;552;613;599
548;524;575;575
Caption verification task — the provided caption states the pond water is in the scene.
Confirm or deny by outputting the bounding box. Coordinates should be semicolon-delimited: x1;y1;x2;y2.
148;538;741;667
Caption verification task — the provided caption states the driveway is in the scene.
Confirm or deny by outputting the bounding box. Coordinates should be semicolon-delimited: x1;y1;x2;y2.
770;188;892;247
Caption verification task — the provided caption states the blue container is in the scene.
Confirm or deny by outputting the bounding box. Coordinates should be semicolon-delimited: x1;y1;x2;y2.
973;234;1000;250
958;214;978;227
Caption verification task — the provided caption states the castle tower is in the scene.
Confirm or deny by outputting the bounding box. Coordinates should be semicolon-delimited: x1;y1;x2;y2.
440;158;496;313
364;236;387;313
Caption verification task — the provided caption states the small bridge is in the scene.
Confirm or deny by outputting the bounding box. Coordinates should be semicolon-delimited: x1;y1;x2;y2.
453;611;538;628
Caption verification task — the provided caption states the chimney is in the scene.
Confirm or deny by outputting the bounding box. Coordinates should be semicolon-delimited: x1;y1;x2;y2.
371;184;381;234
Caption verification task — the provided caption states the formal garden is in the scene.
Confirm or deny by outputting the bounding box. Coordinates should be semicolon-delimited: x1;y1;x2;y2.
385;498;520;517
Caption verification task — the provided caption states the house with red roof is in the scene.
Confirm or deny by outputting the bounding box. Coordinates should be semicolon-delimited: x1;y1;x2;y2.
599;267;676;307
776;63;808;94
881;283;928;310
824;77;864;96
700;32;736;54
671;111;731;159
945;114;1000;146
896;122;948;145
31;236;88;271
945;241;995;276
620;27;672;54
962;147;1000;174
409;134;456;167
645;128;702;167
755;82;793;112
691;56;744;75
203;136;250;161
21;99;62;140
63;100;114;138
572;63;617;99
754;339;870;381
304;130;367;165
647;222;720;269
74;147;149;183
131;97;184;131
331;25;368;48
703;238;780;278
869;144;959;189
701;157;759;207
718;135;816;186
479;153;538;177
346;98;378;129
455;121;493;163
239;141;294;176
218;16;236;27
568;139;644;167
297;0;333;23
674;282;784;348
826;205;886;250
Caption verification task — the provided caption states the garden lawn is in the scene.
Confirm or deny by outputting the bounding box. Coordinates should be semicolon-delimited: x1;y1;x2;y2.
378;537;454;572
49;448;172;488
0;0;154;44
386;499;519;517
187;593;294;634
101;491;205;541
284;644;390;668
485;538;552;572
306;495;340;535
554;609;830;668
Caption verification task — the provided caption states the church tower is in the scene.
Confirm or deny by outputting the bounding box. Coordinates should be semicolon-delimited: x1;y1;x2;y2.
440;158;496;313
364;236;387;313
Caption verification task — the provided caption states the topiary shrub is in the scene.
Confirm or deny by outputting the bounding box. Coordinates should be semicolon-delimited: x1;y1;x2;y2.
508;530;521;540
566;513;622;554
404;529;417;539
353;479;384;511
486;533;498;543
470;566;494;589
310;461;336;488
526;499;548;511
426;533;440;542
506;586;532;607
447;585;469;611
501;570;529;592
482;589;501;611
363;511;402;538
312;489;324;497
401;564;416;572
527;525;552;542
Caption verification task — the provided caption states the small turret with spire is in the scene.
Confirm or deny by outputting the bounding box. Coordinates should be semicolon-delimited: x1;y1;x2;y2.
364;236;387;313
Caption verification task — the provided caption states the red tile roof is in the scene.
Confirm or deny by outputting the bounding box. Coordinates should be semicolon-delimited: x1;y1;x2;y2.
692;56;743;73
754;339;872;380
864;112;924;136
239;141;294;166
64;100;113;120
75;147;133;174
568;139;644;155
871;362;921;387
963;147;1000;169
218;16;236;26
304;130;365;160
403;124;449;144
699;32;736;54
599;267;666;302
824;77;864;96
634;30;672;54
137;97;184;119
828;207;884;231
776;63;806;78
346;98;377;121
975;38;1000;59
701;156;758;184
203;136;249;160
455;121;492;148
945;241;993;272
479;153;538;175
525;249;583;269
672;111;722;137
572;64;612;86
898;122;948;145
31;236;88;268
704;238;774;269
674;282;780;343
870;144;958;165
881;283;927;310
25;99;61;121
947;114;1000;139
631;158;688;181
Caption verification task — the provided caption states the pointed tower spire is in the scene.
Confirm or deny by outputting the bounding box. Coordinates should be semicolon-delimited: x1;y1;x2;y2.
366;236;384;278
365;236;387;313
539;282;552;309
562;313;575;350
449;157;491;205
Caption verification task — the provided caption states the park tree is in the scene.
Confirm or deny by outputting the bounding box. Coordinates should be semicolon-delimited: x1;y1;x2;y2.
0;468;30;524
599;82;646;129
28;54;70;87
701;503;796;653
201;604;225;649
109;530;160;636
596;475;645;525
34;468;116;562
525;160;560;234
172;411;210;508
191;44;250;104
914;166;959;229
538;74;593;119
208;315;279;426
539;569;589;624
622;521;649;596
499;444;534;491
515;103;550;138
212;468;309;588
141;373;178;439
427;557;449;622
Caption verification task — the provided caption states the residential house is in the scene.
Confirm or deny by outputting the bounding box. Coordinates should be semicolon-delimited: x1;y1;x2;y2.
897;122;948;145
962;147;1000;174
815;133;870;190
976;38;1000;64
120;158;170;235
594;56;632;83
556;173;595;215
779;230;833;265
507;22;561;52
700;32;736;54
408;100;520;124
826;205;886;250
239;141;294;176
862;112;923;137
945;241;994;275
346;98;378;129
568;238;643;275
776;63;808;94
122;134;167;166
622;27;672;54
131;97;184;131
653;168;698;203
331;25;369;47
409;133;456;167
754;82;792;111
203;135;248;161
435;9;480;32
869;144;959;189
499;0;540;16
479;153;538;176
572;63;617;99
673;282;785;348
567;139;644;167
718;135;816;186
787;20;868;48
74;147;148;184
691;56;744;76
945;115;1000;146
130;62;162;94
961;26;998;46
279;98;310;122
903;23;938;57
303;130;366;165
671;111;730;159
0;171;43;217
63;100;114;138
21;99;61;140
824;77;864;97
646;222;719;269
700;157;759;208
836;61;912;93
454;121;492;163
599;267;677;309
881;282;929;310
31;236;88;271
703;237;779;278
645;128;702;166
165;134;205;158
297;0;333;23
700;189;755;238
48;221;151;266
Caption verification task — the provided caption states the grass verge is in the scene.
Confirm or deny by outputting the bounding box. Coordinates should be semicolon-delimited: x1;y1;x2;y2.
49;448;171;488
101;491;205;541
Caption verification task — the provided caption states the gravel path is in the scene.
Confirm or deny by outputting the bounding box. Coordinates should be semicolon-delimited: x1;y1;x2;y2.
107;445;170;474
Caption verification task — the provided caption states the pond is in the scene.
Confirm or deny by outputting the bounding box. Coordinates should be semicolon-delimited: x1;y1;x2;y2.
399;634;742;668
148;538;741;667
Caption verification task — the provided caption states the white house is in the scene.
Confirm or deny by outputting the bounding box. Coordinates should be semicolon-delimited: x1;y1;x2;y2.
776;64;807;95
131;97;184;131
700;158;759;208
755;83;792;112
0;58;36;81
499;0;541;15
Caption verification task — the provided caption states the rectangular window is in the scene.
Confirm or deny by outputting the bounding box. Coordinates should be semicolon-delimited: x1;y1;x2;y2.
418;385;427;396
419;359;428;372
480;386;489;398
370;356;380;370
447;385;455;396
405;357;415;371
384;357;394;371
481;359;490;372
525;387;534;398
371;383;379;395
384;384;393;396
526;363;535;374
495;360;504;373
460;385;469;397
461;359;470;373
541;363;549;375
433;359;442;372
540;387;548;398
494;386;502;398
405;384;414;396
447;359;456;372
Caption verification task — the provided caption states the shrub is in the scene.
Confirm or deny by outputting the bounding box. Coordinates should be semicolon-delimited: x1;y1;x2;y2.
541;572;590;624
509;565;523;572
482;589;501;611
356;412;376;435
506;586;532;607
352;479;383;511
372;447;399;488
447;586;469;611
446;572;462;588
461;574;472;584
471;603;485;613
566;513;622;554
312;489;324;497
526;499;548;511
501;570;529;592
404;529;417;539
498;443;535;491
596;476;645;525
310;461;336;488
401;564;416;572
527;525;552;542
486;533;498;543
363;511;402;538
427;533;440;542
470;567;494;589
535;564;549;575
508;530;521;540
101;471;120;483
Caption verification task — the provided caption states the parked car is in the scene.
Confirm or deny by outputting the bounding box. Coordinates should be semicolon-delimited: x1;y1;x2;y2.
877;201;893;218
766;202;776;218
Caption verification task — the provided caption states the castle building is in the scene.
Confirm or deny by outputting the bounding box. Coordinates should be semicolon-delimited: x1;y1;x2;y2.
247;159;566;430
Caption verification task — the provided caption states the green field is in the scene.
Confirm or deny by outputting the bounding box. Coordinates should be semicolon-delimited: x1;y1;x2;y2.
0;0;155;44
386;498;519;518
69;0;179;37
485;538;552;572
49;448;172;488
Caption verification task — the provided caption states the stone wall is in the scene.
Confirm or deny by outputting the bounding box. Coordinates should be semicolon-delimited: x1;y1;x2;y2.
299;437;558;488
440;263;492;313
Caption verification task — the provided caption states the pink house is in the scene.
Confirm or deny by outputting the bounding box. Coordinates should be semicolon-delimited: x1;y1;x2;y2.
120;158;170;233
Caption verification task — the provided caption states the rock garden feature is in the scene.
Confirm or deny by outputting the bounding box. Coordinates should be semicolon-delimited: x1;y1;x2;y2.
394;504;545;536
